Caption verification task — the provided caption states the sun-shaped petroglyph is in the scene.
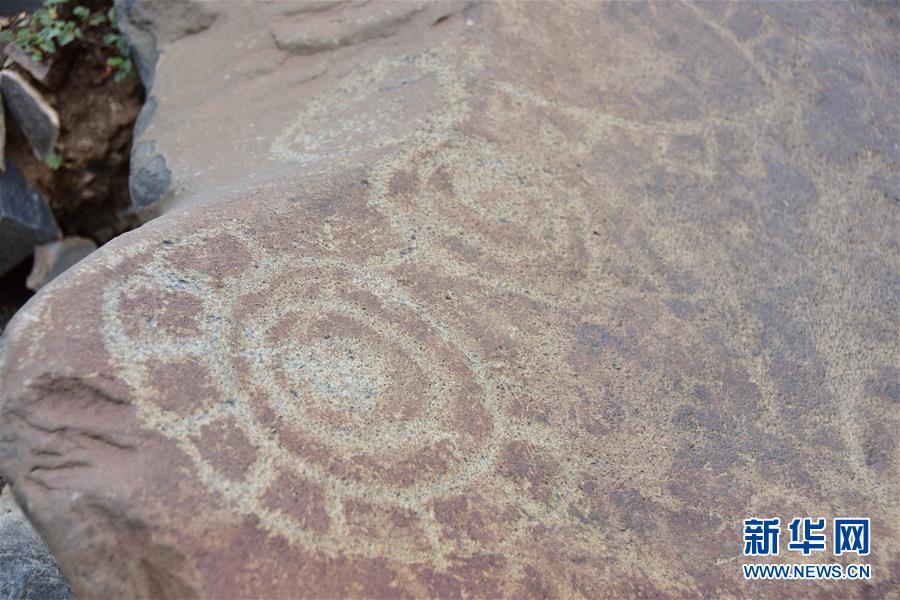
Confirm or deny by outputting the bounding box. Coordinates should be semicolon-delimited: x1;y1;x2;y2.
101;226;506;560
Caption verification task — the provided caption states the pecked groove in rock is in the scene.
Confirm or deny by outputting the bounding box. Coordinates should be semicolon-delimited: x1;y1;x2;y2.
1;1;899;597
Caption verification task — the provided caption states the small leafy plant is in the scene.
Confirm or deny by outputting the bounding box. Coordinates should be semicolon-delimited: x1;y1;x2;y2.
101;27;133;82
0;0;133;82
44;151;63;170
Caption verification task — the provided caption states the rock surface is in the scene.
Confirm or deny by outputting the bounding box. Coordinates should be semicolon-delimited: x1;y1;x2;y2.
0;492;73;600
1;43;69;89
0;1;42;17
26;236;97;291
0;90;5;171
0;159;59;275
0;70;59;161
1;1;898;598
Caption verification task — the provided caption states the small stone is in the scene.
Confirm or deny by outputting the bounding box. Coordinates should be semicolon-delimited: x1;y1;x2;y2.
26;236;97;291
1;44;67;89
0;69;60;160
0;494;73;600
0;159;59;276
2;44;48;82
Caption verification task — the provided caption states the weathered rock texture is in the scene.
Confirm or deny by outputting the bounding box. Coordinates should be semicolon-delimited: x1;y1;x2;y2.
1;2;899;598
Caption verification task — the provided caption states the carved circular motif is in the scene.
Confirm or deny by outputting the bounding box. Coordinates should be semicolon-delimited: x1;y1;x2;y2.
233;259;500;495
101;228;503;553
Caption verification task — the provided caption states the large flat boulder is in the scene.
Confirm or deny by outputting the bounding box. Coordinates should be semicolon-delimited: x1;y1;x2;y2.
1;1;898;597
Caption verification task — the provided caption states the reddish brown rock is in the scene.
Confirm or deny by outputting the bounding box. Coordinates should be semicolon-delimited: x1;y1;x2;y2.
1;1;898;598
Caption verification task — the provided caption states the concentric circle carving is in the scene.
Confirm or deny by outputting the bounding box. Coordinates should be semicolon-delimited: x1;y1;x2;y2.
101;228;503;555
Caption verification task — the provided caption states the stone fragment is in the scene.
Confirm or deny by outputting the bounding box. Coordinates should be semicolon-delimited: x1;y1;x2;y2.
1;2;899;598
0;494;73;600
26;236;97;291
2;45;49;82
1;43;68;89
0;69;59;160
0;159;59;275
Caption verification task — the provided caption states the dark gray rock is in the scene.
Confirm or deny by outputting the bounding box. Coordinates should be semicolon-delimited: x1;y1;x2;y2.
129;139;171;210
0;159;60;275
0;1;42;17
0;91;5;172
0;70;59;161
0;503;73;600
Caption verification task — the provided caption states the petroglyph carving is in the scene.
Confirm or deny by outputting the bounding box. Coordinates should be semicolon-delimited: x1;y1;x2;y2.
101;227;507;560
1;1;898;597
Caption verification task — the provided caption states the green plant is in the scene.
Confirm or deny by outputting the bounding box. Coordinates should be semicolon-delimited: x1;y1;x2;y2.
101;18;135;83
0;0;133;82
2;0;82;61
44;151;63;170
